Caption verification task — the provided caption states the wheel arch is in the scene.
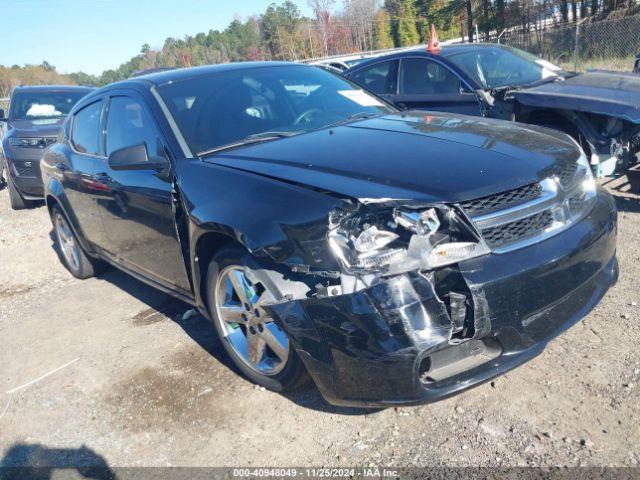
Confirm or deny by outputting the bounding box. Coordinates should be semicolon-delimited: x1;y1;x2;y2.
192;229;242;316
44;179;95;256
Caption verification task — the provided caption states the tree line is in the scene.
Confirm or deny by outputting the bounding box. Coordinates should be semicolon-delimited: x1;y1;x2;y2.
1;0;638;93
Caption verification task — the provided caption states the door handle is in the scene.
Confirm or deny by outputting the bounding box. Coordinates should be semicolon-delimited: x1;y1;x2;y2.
94;172;112;184
54;162;69;172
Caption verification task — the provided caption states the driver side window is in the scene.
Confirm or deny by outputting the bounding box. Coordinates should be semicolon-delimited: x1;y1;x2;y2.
105;96;163;159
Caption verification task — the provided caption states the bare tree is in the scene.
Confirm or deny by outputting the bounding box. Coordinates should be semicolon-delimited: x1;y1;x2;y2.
309;0;336;55
343;0;380;51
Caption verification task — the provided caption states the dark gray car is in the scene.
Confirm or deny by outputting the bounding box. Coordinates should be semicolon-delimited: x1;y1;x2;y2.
0;85;93;209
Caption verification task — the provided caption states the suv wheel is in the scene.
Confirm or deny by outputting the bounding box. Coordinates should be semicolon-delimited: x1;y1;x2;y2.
51;206;106;279
206;246;308;391
7;174;33;210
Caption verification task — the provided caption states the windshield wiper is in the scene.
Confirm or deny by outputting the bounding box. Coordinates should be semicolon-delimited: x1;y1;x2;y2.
324;111;381;129
523;75;564;88
197;131;300;157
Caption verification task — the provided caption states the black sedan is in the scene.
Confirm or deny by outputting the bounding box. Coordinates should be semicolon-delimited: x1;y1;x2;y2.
344;44;640;177
41;62;617;407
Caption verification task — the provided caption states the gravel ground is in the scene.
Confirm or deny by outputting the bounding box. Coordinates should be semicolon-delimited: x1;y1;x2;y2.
0;178;639;470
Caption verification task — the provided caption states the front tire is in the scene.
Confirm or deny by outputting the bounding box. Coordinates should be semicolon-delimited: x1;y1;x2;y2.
206;245;308;391
51;205;106;279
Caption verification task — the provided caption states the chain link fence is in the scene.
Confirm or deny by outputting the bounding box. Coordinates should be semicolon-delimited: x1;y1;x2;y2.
499;14;640;72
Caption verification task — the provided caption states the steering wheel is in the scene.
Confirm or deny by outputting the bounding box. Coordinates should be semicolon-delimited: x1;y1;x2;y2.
294;108;322;125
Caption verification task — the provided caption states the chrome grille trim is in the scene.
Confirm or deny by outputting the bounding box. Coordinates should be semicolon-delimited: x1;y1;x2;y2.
472;179;557;230
459;160;596;254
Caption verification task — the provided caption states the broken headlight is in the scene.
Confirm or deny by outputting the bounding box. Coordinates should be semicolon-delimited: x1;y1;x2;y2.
328;204;490;275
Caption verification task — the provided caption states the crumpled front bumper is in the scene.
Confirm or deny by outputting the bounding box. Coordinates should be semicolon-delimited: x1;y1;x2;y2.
266;189;618;407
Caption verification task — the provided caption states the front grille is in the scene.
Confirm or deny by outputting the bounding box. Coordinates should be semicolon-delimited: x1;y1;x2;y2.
568;192;586;216
459;183;542;217
461;164;596;252
481;210;554;249
549;161;579;187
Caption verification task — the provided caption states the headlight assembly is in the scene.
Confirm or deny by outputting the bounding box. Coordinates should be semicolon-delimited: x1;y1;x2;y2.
9;137;55;149
328;204;490;276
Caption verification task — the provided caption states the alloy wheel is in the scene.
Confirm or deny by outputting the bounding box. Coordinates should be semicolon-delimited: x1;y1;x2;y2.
214;265;289;376
54;212;80;273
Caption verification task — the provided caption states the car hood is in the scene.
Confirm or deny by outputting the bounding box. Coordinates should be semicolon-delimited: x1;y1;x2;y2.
204;112;580;204
514;71;640;124
6;118;64;137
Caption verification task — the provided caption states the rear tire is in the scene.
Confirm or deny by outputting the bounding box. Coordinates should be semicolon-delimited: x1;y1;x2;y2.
7;174;33;210
51;205;106;279
206;245;309;392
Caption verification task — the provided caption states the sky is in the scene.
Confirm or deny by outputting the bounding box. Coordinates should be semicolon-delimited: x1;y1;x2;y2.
0;0;313;75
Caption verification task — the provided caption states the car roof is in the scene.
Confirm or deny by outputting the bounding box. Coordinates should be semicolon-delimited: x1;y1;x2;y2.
121;61;301;87
343;43;505;72
12;85;95;93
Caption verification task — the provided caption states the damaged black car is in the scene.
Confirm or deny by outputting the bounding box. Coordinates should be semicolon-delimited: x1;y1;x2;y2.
41;63;618;407
343;44;640;178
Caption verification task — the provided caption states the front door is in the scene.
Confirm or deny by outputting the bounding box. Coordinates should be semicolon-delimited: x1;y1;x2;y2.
64;99;111;248
394;57;482;116
94;93;191;294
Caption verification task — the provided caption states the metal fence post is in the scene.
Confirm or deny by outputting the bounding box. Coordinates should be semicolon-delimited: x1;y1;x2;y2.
574;18;588;72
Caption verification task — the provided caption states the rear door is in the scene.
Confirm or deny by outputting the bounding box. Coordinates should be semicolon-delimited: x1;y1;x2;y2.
394;57;482;115
94;92;191;294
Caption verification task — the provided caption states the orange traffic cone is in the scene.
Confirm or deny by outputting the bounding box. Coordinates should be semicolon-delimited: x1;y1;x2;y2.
426;24;441;54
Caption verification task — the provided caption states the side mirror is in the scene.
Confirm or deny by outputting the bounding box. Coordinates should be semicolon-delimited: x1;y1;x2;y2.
107;142;169;173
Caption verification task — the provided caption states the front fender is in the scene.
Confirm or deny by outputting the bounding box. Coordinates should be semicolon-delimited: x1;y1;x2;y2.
182;160;344;264
178;160;345;304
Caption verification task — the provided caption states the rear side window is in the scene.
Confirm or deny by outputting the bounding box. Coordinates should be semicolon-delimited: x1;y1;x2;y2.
71;101;103;155
105;96;163;157
350;60;398;95
400;58;462;95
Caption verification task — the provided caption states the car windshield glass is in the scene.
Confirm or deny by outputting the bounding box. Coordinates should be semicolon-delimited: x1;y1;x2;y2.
345;58;366;67
10;91;87;120
157;65;395;156
445;46;566;89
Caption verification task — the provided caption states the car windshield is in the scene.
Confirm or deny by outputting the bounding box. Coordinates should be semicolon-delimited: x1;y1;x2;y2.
10;91;87;120
156;65;395;156
445;46;566;89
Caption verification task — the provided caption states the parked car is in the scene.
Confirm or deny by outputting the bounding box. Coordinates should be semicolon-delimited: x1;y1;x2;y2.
309;54;371;72
343;44;640;177
0;85;94;209
42;63;618;407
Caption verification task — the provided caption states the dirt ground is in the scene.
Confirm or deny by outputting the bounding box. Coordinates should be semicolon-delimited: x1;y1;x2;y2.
0;177;639;470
